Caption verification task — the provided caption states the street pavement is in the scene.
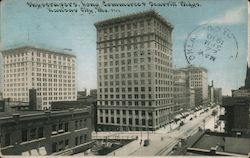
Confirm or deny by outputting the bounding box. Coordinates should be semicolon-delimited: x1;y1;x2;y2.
105;106;219;156
74;106;219;156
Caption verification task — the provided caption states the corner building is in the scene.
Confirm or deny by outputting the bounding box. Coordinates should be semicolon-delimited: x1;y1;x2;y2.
95;11;174;131
2;46;76;110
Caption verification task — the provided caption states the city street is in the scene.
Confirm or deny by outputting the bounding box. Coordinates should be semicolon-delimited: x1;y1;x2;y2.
82;106;219;156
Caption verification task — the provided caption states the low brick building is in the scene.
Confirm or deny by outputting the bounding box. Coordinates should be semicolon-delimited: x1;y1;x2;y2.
0;107;94;155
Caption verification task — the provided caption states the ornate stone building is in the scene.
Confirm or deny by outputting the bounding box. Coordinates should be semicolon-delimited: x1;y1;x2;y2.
95;11;174;131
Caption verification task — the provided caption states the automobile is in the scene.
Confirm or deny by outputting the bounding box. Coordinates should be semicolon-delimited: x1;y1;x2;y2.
179;121;184;126
143;139;150;146
189;117;193;121
172;144;179;150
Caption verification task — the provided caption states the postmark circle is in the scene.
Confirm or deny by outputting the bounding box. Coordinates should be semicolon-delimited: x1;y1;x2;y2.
184;24;238;64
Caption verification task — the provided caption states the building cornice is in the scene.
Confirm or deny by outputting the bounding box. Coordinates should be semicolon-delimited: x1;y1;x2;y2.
94;10;173;30
1;45;76;58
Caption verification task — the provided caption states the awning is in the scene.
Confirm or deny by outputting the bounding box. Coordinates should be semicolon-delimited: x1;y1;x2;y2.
174;114;182;119
22;147;47;156
38;147;47;156
30;149;39;156
22;151;30;156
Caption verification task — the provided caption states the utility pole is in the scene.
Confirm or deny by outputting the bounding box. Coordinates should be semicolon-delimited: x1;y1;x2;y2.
203;119;206;130
140;127;142;140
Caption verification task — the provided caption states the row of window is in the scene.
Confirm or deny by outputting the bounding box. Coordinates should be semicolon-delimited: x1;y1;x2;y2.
98;42;169;54
21;127;44;142
98;99;172;106
51;119;87;135
98;100;150;106
5;52;74;61
99;92;172;98
99;116;154;126
98;35;170;53
51;134;88;153
99;72;172;81
99;79;173;87
100;109;149;115
5;59;75;66
98;27;154;41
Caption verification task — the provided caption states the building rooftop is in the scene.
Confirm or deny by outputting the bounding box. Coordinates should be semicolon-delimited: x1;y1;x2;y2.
94;10;173;30
187;131;250;156
0;108;89;122
1;45;76;58
180;65;208;72
222;96;250;107
193;134;224;152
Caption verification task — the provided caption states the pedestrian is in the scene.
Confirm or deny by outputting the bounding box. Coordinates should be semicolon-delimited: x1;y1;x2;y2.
140;139;142;146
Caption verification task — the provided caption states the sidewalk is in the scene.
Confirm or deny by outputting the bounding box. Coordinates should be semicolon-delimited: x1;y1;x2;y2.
100;107;217;156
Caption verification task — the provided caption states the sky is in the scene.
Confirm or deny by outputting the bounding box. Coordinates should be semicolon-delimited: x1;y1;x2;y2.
0;0;248;95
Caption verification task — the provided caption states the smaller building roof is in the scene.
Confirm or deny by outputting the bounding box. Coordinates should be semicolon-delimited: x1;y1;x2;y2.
222;96;250;107
179;65;208;72
0;108;89;123
1;45;76;58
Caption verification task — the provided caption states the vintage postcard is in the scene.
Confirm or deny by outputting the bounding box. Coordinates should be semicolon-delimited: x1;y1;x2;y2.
0;0;248;156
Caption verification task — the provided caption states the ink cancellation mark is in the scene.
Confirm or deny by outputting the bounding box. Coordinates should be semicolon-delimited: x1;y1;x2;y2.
184;24;238;64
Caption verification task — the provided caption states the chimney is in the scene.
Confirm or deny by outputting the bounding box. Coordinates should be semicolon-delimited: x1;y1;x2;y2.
12;113;20;123
29;88;37;110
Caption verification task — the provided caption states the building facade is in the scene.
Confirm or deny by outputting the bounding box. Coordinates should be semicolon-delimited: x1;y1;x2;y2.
173;69;190;113
214;88;222;105
2;46;76;110
222;66;250;136
51;100;97;131
182;66;208;106
90;89;97;98
95;11;174;131
208;81;214;104
0;108;93;155
189;88;195;109
0;53;3;93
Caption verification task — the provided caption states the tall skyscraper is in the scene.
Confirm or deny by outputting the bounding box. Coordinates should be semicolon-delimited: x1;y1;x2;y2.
95;11;174;131
2;46;76;110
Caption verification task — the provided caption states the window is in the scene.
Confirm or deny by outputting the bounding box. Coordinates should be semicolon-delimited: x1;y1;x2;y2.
80;135;83;144
52;142;57;153
129;118;132;125
52;125;57;135
38;127;44;138
58;141;64;151
59;123;63;132
75;137;79;146
123;118;126;124
4;133;10;146
65;123;69;132
22;130;28;142
65;139;69;148
136;119;139;125
75;120;78;129
30;128;36;140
